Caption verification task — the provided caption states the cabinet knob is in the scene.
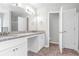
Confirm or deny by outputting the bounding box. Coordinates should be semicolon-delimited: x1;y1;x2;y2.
13;49;15;52
16;48;18;50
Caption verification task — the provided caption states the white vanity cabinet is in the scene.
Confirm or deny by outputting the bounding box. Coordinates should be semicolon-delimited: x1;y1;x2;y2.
0;32;45;56
0;37;27;56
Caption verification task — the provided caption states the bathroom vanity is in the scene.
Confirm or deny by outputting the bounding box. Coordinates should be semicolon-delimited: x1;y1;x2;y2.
0;5;45;56
0;32;45;56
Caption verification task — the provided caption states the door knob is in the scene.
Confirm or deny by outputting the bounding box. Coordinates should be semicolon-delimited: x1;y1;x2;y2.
63;31;67;33
64;31;66;32
59;31;67;33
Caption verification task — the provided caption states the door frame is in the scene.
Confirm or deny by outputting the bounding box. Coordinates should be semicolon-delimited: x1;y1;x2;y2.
48;9;63;53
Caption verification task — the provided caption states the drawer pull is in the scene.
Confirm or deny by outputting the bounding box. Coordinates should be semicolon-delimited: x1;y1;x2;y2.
12;48;18;52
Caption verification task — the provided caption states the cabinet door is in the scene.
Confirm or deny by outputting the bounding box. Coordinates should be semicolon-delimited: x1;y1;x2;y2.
0;37;27;56
14;42;27;56
12;37;27;56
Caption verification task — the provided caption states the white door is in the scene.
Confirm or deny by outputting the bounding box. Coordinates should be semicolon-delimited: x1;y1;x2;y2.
62;8;76;49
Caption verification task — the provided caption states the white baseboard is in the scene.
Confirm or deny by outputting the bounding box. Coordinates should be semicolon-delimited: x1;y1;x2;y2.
44;45;49;48
44;41;59;48
49;41;59;44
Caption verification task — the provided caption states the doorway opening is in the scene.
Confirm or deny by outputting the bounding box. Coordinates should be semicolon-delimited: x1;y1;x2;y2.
49;12;59;48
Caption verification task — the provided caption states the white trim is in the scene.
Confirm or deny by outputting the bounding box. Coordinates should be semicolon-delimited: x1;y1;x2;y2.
48;9;63;54
44;45;49;48
49;41;59;45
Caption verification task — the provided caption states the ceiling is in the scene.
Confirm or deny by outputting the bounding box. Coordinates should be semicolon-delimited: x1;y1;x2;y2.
23;3;79;9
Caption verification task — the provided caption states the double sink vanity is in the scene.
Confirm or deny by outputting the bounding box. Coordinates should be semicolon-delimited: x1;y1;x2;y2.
0;31;45;56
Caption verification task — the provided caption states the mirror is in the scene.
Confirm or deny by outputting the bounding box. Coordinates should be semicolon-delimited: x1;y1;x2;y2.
11;12;27;32
0;5;37;34
0;11;28;33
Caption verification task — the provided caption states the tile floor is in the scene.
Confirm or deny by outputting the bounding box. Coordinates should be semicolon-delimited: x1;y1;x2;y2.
28;43;79;56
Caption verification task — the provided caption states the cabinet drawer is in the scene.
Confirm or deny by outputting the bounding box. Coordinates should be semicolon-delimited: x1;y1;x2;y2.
0;42;27;56
0;37;27;51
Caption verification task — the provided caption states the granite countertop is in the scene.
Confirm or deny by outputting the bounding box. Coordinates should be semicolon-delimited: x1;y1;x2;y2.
0;31;45;42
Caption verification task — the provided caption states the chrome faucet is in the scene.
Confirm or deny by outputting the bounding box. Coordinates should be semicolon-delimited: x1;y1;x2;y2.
0;32;9;36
